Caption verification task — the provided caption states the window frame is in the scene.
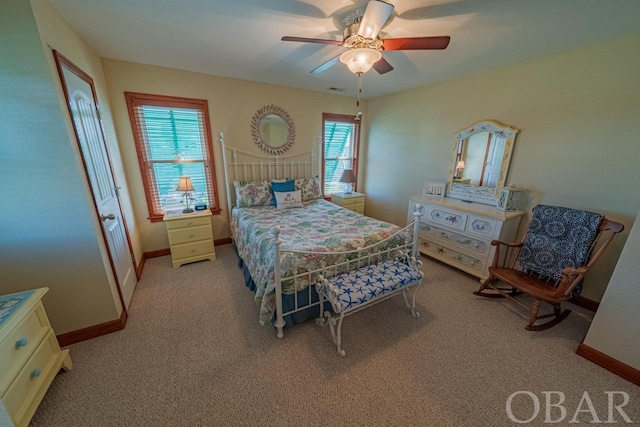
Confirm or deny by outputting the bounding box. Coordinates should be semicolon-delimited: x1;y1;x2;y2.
125;92;221;221
321;113;361;196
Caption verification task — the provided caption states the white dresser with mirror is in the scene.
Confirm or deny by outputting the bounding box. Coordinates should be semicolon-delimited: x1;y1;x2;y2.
411;119;526;280
408;196;525;280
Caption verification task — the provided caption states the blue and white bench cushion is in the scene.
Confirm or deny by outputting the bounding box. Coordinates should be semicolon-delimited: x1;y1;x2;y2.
318;259;422;313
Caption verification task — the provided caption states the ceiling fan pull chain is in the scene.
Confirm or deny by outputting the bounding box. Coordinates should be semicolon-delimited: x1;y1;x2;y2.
357;72;362;107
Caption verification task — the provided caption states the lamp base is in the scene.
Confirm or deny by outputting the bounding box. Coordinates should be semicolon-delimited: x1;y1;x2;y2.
343;191;353;195
182;208;194;213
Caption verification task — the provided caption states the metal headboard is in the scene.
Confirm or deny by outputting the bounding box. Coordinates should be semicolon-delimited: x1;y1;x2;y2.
219;132;321;219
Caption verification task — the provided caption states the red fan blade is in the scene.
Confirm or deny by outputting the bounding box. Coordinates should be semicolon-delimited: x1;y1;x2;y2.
382;36;450;51
311;54;341;74
281;36;343;46
373;57;393;74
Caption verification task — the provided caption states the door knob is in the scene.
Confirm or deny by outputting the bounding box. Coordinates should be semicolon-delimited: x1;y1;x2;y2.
101;213;116;221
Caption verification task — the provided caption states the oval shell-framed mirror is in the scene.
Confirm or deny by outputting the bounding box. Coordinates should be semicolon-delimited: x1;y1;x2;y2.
250;105;295;155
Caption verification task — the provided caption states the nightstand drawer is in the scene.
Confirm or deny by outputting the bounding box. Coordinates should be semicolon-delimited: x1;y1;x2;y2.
348;203;365;214
170;239;215;260
3;331;59;423
331;192;366;214
0;304;49;395
167;225;212;245
164;215;211;230
338;197;365;206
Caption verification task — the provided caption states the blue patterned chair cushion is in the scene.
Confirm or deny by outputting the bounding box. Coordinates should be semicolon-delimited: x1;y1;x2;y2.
517;205;603;283
319;260;422;313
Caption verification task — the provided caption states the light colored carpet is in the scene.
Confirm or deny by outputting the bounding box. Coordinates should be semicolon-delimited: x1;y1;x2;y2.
32;245;639;426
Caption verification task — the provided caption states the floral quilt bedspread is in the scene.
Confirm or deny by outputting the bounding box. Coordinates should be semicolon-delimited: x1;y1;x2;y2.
231;199;403;324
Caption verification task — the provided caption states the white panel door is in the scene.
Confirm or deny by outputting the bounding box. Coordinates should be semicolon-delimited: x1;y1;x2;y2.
55;53;136;310
482;135;506;188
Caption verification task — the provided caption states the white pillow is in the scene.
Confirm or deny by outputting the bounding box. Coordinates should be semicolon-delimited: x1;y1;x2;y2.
274;189;303;210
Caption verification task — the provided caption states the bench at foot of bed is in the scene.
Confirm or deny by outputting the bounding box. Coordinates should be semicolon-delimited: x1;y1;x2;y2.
315;257;423;357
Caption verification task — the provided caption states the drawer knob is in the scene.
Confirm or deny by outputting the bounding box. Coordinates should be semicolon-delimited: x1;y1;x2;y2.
31;368;41;378
189;234;195;238
187;222;193;226
191;249;196;253
16;337;28;348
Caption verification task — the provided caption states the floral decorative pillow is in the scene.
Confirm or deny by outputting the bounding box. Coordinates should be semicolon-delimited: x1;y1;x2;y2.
234;180;274;207
295;176;323;202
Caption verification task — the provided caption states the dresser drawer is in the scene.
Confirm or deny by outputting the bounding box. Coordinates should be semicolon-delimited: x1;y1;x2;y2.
0;304;49;395
167;225;212;245
170;239;215;260
424;205;468;231
3;331;59;424
466;214;499;239
418;222;490;257
418;237;486;275
164;215;211;230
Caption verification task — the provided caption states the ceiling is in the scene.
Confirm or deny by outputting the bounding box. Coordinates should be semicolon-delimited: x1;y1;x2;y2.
48;0;640;99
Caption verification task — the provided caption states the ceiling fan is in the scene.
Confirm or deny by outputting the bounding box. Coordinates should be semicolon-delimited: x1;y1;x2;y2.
282;0;450;75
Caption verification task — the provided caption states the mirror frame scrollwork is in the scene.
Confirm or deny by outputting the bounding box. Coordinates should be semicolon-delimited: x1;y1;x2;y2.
250;105;295;155
446;120;519;205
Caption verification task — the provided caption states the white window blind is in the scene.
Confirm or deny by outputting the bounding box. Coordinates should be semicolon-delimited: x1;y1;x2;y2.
125;93;219;221
322;114;360;194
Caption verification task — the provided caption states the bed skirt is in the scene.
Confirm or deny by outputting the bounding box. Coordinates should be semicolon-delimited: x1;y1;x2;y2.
234;246;330;327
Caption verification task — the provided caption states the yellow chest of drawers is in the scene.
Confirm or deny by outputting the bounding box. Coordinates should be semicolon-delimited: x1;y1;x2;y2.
0;288;72;427
163;209;216;269
331;192;365;214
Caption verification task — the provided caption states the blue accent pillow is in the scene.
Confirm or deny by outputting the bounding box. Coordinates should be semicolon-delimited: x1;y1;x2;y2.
271;179;295;207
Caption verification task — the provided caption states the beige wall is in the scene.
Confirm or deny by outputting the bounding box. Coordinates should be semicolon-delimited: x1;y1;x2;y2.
584;210;640;370
102;59;365;252
365;33;640;301
31;0;142;264
0;0;125;333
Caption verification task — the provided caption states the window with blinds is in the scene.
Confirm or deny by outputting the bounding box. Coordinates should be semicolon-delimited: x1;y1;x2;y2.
125;92;220;221
322;113;360;195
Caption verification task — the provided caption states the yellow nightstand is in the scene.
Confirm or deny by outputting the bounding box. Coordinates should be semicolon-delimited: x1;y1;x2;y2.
0;288;72;427
331;192;365;214
163;209;216;269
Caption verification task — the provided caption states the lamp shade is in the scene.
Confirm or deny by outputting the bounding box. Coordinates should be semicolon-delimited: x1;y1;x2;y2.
176;176;195;192
457;160;466;169
339;169;356;184
339;48;382;74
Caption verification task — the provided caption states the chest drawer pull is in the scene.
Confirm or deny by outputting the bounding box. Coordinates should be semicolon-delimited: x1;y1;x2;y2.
15;337;28;348
30;368;41;379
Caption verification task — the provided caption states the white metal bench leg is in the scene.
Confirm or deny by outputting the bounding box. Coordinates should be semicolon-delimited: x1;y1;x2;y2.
326;312;346;357
316;287;327;327
402;280;422;317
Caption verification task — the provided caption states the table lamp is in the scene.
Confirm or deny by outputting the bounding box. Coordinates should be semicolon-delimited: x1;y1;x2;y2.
176;176;195;213
339;169;356;194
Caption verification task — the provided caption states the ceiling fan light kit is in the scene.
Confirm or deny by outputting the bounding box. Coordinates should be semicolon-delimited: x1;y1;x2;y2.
282;0;450;96
339;48;382;74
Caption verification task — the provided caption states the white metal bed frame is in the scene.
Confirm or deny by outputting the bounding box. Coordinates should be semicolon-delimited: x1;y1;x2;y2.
220;132;424;339
219;131;321;219
275;210;424;349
